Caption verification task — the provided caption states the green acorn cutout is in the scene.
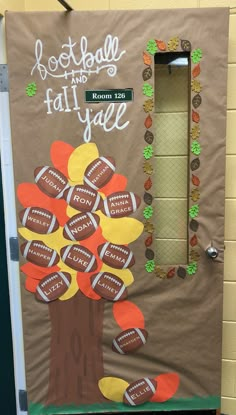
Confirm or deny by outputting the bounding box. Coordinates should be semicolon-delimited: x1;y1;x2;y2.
143;83;154;97
146;39;158;55
189;204;199;218
143;145;154;160
26;82;37;97
191;48;203;64
191;141;201;156
145;259;155;272
187;262;198;275
143;206;153;219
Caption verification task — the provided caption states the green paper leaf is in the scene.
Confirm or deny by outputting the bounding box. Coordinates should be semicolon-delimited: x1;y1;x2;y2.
26;82;37;97
143;83;154;97
146;39;158;55
187;262;198;275
191;141;201;156
191;48;202;64
189;204;199;219
145;259;155;272
143;145;154;160
143;206;153;219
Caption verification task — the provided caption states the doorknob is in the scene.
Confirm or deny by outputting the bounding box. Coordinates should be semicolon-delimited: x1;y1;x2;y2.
205;246;219;259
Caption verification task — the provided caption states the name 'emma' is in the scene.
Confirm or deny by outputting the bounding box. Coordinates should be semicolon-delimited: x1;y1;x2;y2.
31;35;126;81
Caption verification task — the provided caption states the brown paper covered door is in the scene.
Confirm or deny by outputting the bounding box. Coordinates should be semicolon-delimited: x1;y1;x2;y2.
5;7;229;414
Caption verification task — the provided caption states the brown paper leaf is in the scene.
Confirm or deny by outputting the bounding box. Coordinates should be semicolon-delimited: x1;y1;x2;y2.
192;110;200;123
144;114;152;129
144;130;154;144
192;94;202;109
190;234;198;247
143;52;152;66
142;66;153;81
191;158;200;171
192;64;201;78
192;175;200;187
181;39;192;51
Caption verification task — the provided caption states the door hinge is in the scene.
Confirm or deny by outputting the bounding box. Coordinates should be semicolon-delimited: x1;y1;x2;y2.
9;237;19;261
0;64;9;92
19;389;28;411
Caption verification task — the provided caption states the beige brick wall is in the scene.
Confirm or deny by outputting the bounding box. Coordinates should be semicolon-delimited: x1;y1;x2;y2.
1;1;236;413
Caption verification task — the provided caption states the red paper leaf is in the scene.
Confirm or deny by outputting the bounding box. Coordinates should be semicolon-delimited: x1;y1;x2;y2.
156;40;166;51
17;183;69;226
25;277;39;293
192;64;201;78
192;174;200;187
99;174;127;196
190;234;198;247
77;273;101;300
144;115;152;129
113;300;145;330
50;141;74;178
143;52;152;66
167;268;175;278
192;110;200;123
145;235;153;247
144;177;152;191
21;262;60;280
150;373;180;402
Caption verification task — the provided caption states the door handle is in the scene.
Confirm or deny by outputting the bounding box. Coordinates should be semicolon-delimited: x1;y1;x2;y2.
205;245;219;259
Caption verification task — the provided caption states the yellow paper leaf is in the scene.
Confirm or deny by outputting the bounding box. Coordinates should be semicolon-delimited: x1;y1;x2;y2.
18;227;74;252
101;264;134;287
68;143;99;183
59;272;79;301
97;212;144;244
98;377;129;402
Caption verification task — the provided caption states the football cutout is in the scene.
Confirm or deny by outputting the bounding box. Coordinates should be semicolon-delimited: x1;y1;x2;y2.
63;212;100;241
34;166;69;199
84;156;116;190
123;378;157;406
35;271;71;303
98;242;135;269
19;207;59;234
64;185;102;213
91;272;127;301
20;240;60;267
101;191;141;218
112;328;148;354
60;244;97;272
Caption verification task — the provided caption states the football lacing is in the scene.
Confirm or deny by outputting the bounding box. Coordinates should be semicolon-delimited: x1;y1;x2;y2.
110;244;129;255
69;214;87;226
48;169;67;184
86;160;102;177
33;242;52;252
118;330;136;341
103;274;121;286
109;194;129;201
31;209;52;219
41;274;60;287
75;187;96;197
72;246;91;258
129;381;145;392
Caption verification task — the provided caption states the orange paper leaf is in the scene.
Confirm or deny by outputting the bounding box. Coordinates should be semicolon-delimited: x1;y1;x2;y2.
190;234;198;247
50;141;74;178
113;300;145;330
192;110;200;123
156;40;166;51
144;115;152;129
192;64;201;78
99;174;127;196
21;262;60;280
17;183;69;226
144;177;152;190
167;268;175;278
150;373;180;402
192;174;200;187
77;273;101;300
25;277;39;293
145;235;153;247
143;52;152;66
